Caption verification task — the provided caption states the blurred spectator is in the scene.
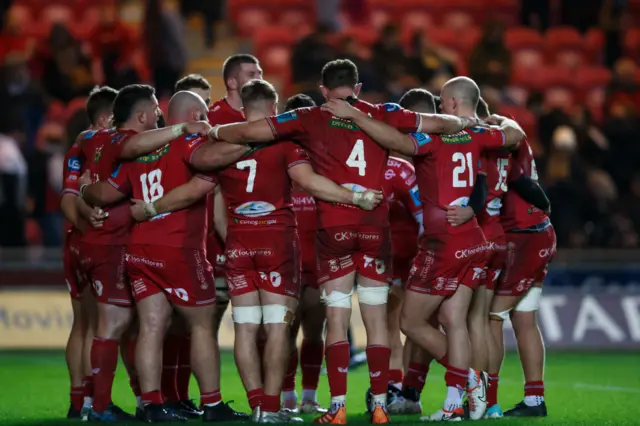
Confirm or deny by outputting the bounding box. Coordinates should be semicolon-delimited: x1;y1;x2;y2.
42;25;94;103
0;53;46;150
335;36;383;93
181;0;224;49
561;0;604;33
371;24;407;84
407;31;457;85
469;21;511;90
622;172;640;239
599;0;626;67
521;0;550;31
27;121;66;247
0;112;27;247
90;4;139;89
145;0;188;98
318;0;342;30
291;24;334;86
0;7;35;61
606;58;640;112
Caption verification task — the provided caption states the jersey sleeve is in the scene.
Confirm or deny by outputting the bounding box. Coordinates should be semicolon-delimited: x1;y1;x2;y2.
266;108;309;140
395;165;422;216
409;132;437;156
472;126;506;150
283;141;310;169
183;134;217;183
110;130;134;159
62;143;84;195
107;162;132;195
508;157;525;183
379;103;421;133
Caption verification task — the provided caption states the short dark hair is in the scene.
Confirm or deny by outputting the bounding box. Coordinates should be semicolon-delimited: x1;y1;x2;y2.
284;93;316;111
240;79;278;108
222;54;259;87
86;86;118;125
112;84;156;127
174;74;211;93
399;88;436;113
321;59;359;90
476;97;490;119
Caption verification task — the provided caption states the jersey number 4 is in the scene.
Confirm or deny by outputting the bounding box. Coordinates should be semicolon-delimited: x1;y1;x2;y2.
346;139;367;176
452;152;474;188
140;169;164;203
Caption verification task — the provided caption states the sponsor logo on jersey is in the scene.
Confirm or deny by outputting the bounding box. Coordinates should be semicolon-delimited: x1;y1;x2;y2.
384;169;396;180
388;159;403;168
111;163;121;178
185;133;200;141
449;196;470;207
383;103;401;112
136;145;170;163
234;201;276;217
410;132;431;146
441;131;472;144
68;156;81;172
409;185;422;207
82;130;97;139
329;118;360;131
275;110;298;123
469;126;486;134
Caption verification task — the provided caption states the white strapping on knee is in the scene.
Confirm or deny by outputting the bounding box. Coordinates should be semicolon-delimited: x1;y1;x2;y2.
490;308;512;321
262;304;292;324
515;287;542;312
232;306;262;324
357;285;390;306
321;288;353;308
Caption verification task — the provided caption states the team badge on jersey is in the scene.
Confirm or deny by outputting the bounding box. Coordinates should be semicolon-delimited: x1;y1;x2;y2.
94;146;103;163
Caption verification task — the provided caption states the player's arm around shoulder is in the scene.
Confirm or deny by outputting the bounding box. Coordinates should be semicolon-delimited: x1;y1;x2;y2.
485;114;525;149
321;99;416;156
120;121;212;159
78;167;128;208
213;117;276;145
132;174;217;222
189;138;251;171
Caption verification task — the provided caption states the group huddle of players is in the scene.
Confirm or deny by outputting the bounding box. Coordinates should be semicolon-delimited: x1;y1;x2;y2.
60;53;556;424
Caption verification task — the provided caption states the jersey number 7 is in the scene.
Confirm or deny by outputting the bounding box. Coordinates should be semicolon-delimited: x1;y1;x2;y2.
237;159;257;193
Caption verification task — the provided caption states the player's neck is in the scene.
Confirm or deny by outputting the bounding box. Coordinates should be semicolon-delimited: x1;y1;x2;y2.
454;108;476;118
244;111;268;122
225;92;243;111
119;120;144;133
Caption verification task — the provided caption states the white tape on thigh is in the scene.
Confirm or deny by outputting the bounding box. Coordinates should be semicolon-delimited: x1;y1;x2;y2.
262;304;292;324
321;289;353;308
490;309;512;321
232;306;262;324
357;285;390;305
515;287;542;312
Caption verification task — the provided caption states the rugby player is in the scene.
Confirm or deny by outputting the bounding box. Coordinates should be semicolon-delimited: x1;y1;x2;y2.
321;76;525;421
79;90;251;422
60;86;116;419
74;84;212;421
211;59;478;424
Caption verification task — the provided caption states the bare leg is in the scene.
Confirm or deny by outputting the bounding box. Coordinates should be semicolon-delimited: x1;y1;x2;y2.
136;293;172;396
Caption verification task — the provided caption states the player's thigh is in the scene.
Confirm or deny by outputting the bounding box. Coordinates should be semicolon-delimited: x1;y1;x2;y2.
497;228;556;298
175;303;217;330
484;237;507;291
316;226;359;287
64;234;86;300
136;292;172;333
128;245;216;307
84;243;132;307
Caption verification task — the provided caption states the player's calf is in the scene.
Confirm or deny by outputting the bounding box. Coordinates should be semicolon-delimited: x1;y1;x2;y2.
66;297;87;418
299;287;327;414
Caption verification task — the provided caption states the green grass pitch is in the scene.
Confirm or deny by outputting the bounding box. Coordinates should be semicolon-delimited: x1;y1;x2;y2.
0;351;639;425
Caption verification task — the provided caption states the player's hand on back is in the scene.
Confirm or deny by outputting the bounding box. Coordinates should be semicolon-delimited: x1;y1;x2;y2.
446;205;475;226
321;99;365;120
129;199;147;222
89;207;108;228
79;169;92;187
352;189;383;210
184;120;212;136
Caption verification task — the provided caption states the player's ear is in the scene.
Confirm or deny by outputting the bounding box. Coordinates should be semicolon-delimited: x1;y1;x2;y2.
227;77;237;91
319;85;329;100
270;102;278;116
354;83;362;97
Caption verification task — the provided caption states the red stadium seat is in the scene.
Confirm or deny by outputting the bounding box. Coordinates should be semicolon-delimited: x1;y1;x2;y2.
539;66;574;88
342;26;379;47
253;26;296;75
546;26;584;50
278;10;313;38
446;0;485;23
6;5;33;27
367;0;397;30
624;28;640;57
513;49;545;70
442;11;474;32
506;27;544;51
510;67;543;90
400;11;435;34
584;28;604;63
498;105;536;134
484;0;519;25
396;0;445;24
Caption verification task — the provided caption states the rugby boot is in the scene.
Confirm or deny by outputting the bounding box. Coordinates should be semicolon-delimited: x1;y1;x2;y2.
504;400;548;417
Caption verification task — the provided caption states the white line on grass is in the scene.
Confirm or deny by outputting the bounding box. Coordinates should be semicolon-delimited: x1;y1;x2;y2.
500;379;640;393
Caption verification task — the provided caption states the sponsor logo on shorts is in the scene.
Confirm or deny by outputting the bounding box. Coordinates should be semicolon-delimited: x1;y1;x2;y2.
292;195;315;206
434;277;459;291
384;169;396;180
125;254;165;269
234;201;276;218
539;244;556;258
455;242;492;259
363;255;386;275
334;231;380;242
492;270;502;282
216;254;226;265
227;275;248;291
132;279;146;296
166;288;189;302
227;248;273;259
193;250;208;290
259;271;282;287
472;267;486;280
